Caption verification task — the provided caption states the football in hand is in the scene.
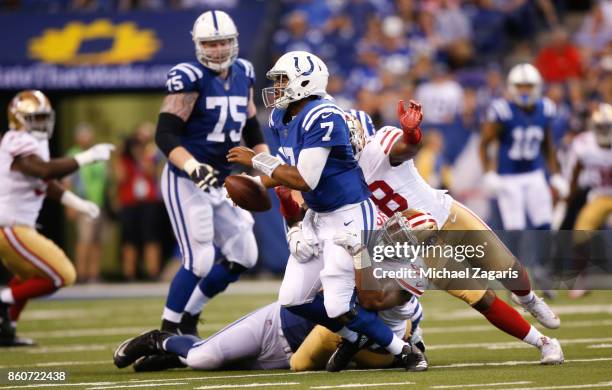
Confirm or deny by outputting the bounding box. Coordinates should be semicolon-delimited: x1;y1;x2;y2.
225;175;271;212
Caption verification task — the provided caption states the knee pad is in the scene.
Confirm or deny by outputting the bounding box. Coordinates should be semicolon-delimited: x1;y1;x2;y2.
220;231;258;269
58;259;77;287
190;246;215;278
186;344;223;370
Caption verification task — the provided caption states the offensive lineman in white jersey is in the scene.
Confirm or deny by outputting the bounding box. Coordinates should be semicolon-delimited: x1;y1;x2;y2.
0;90;114;346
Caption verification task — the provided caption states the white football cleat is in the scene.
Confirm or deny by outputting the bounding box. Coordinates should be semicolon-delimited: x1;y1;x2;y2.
539;337;564;365
512;293;560;329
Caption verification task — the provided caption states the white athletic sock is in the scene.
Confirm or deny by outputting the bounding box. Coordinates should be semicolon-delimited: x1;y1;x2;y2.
162;307;183;323
0;288;15;304
337;327;358;343
523;325;548;347
517;291;535;304
386;335;405;355
184;287;210;315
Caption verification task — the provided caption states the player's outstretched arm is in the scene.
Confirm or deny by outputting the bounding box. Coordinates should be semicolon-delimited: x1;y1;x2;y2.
46;180;100;218
227;146;318;192
388;100;424;165
543;127;569;199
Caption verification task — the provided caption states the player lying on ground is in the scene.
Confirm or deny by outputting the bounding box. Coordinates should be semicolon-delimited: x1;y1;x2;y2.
276;107;563;368
0;90;114;347
113;294;424;372
227;50;427;371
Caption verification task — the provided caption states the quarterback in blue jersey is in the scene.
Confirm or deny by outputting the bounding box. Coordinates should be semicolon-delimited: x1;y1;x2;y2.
227;51;426;371
153;11;268;339
480;63;569;230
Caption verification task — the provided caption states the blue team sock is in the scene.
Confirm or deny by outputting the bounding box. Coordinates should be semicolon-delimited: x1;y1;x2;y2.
165;267;200;315
535;223;551;230
199;262;242;299
163;335;199;358
285;294;343;332
345;305;394;348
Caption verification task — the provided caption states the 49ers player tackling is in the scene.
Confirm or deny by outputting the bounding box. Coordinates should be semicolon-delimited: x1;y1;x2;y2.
284;102;563;367
0;90;114;346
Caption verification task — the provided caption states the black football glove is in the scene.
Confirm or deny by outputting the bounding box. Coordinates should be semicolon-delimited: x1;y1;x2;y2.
188;162;219;192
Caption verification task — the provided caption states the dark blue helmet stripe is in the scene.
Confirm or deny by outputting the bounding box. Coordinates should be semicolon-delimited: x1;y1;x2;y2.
212;10;219;32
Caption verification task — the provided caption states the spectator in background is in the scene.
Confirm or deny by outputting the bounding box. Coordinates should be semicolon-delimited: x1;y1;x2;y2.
431;0;474;67
64;124;108;283
272;10;324;60
574;0;612;57
536;27;582;83
115;122;163;281
415;62;468;164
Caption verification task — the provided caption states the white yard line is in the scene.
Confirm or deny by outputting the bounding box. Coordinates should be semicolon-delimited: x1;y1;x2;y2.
424;319;612;334
587;344;612;349
431;381;532;388
87;383;187;390
194;382;300;390
21;324;226;339
428;337;612;351
311;382;415;389
494;381;612;390
427;304;612;321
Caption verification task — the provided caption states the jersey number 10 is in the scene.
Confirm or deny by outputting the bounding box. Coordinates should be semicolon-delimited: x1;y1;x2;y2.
508;126;544;161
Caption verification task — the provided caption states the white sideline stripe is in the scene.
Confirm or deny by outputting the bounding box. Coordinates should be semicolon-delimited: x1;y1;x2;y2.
431;357;612;369
587;344;612;349
428;337;612;351
494;381;612;390
427;304;612;320
431;381;532;389
22;324;227;339
311;382;414;389
424;319;612;334
88;383;187;390
1;358;611;389
194;382;299;390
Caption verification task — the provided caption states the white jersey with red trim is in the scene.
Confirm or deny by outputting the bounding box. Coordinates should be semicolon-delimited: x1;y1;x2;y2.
570;131;612;201
0;130;49;227
359;126;453;227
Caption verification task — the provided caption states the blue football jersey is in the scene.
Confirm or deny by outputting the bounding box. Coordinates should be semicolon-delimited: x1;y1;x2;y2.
269;98;370;212
165;59;256;182
487;97;556;174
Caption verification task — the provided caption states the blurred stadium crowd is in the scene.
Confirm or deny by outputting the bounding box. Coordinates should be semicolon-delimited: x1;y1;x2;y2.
0;0;610;282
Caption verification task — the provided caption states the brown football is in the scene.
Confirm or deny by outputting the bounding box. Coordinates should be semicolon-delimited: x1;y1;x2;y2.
225;175;271;212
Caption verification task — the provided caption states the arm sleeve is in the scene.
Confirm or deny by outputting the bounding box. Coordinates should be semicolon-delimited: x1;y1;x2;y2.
165;63;202;94
155;113;185;157
242;116;265;147
297;147;331;190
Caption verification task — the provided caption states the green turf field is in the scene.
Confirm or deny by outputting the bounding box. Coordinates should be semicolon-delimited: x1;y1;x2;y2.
1;286;612;390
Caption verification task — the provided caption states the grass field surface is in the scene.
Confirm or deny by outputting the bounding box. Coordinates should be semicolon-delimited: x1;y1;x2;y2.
1;284;611;390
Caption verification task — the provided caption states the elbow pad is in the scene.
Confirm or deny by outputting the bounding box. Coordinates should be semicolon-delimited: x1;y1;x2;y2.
155;113;185;157
242;116;265;148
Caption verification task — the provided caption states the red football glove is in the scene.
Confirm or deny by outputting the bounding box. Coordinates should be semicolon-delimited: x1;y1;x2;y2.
397;99;423;145
275;186;301;219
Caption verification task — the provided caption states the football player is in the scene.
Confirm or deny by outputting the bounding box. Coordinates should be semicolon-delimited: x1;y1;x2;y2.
0;90;114;346
154;10;268;337
567;103;612;297
282;107;563;367
113;294;424;372
227;50;426;371
480;63;568;230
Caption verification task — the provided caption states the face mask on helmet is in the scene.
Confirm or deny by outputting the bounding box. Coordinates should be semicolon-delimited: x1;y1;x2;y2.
345;113;366;158
262;51;329;110
507;64;542;107
592;103;612;148
192;10;239;72
8;90;55;140
195;37;238;72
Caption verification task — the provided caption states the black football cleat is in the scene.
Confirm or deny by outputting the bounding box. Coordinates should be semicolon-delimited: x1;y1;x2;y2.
397;343;428;372
326;334;370;372
133;353;187;372
113;330;172;369
179;312;201;337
